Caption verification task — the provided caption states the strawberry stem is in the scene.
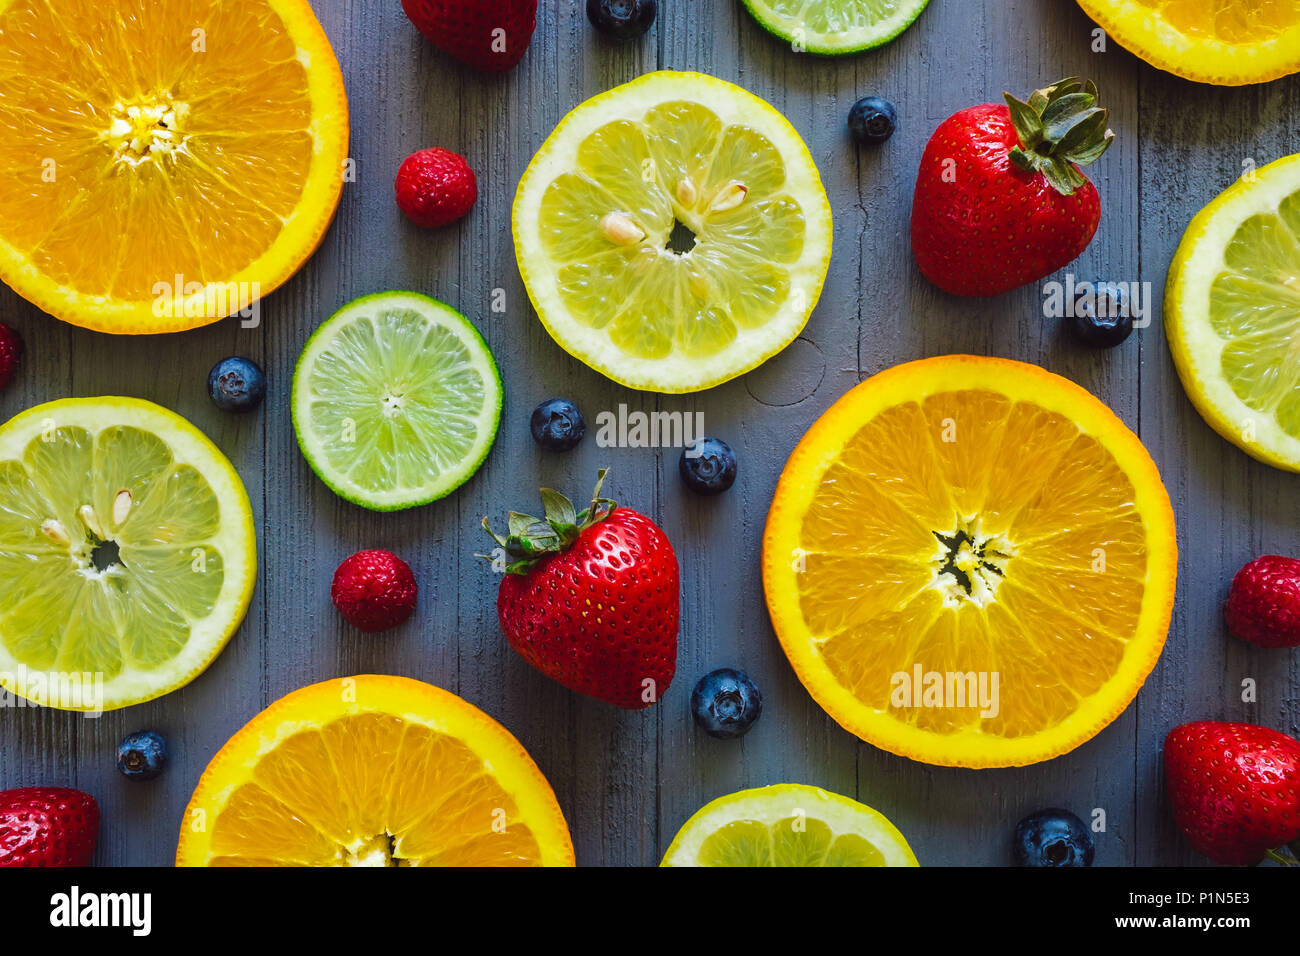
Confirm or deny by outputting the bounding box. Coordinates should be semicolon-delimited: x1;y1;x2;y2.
1003;77;1114;196
479;469;617;575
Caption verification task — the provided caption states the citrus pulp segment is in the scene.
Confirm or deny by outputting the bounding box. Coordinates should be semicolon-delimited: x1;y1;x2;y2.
0;397;256;711
1075;0;1300;85
176;675;575;867
739;0;932;54
0;0;349;333
762;356;1177;768
291;291;503;511
512;71;833;393
1167;153;1300;471
661;784;918;866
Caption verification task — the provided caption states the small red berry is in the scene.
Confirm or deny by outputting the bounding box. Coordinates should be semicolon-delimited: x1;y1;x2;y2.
331;550;418;633
1225;555;1300;648
395;148;477;229
0;322;24;391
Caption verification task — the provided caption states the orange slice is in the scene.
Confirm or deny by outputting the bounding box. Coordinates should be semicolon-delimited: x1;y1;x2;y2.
762;356;1177;768
0;0;349;333
1075;0;1300;86
176;676;575;866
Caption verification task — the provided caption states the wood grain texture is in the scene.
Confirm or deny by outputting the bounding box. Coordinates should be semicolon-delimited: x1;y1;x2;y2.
0;0;1297;867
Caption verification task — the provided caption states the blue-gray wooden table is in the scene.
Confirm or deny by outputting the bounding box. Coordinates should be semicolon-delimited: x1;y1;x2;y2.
2;0;1298;866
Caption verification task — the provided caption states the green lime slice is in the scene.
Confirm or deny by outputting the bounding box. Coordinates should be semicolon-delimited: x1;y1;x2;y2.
291;291;503;511
0;397;257;711
661;784;918;867
740;0;931;54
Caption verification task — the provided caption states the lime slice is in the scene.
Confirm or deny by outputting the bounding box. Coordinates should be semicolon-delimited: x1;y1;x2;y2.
513;71;833;393
0;398;256;711
740;0;931;54
292;291;503;510
1167;153;1300;471
661;784;918;866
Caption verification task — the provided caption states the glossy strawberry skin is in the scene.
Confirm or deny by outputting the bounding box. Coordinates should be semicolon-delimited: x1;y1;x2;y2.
401;0;537;72
1164;721;1300;865
497;509;679;709
395;148;478;229
1225;555;1300;649
331;550;418;633
0;787;98;867
910;103;1101;297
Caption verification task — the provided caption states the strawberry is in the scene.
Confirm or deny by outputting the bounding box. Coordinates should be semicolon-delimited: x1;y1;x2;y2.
1225;555;1300;649
1164;721;1300;865
0;787;98;867
0;321;23;391
402;0;538;73
482;470;679;709
395;147;478;229
911;77;1114;298
331;550;418;633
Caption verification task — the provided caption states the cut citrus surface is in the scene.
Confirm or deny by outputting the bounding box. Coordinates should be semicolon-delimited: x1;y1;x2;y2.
1075;0;1300;85
1167;154;1300;472
291;291;503;511
740;0;931;54
176;675;575;867
762;356;1177;768
661;784;917;866
0;398;256;711
513;71;832;393
0;0;349;333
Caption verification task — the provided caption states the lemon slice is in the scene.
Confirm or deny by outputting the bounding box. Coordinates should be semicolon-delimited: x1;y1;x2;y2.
0;0;349;333
763;356;1177;768
1167;154;1300;471
740;0;931;54
0;398;256;711
177;676;575;866
1075;0;1300;86
661;785;917;866
513;71;832;393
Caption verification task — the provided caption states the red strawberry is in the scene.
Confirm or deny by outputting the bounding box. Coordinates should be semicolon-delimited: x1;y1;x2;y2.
482;470;679;709
331;550;418;633
1164;721;1300;865
0;322;23;391
0;787;98;867
402;0;538;72
395;148;478;229
911;77;1113;297
1225;555;1300;649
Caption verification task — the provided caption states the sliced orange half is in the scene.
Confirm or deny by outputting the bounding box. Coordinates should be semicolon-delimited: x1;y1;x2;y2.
176;676;575;866
1075;0;1300;86
763;356;1177;768
0;0;349;333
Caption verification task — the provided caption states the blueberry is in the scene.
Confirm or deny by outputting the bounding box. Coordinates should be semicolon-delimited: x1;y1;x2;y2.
1013;808;1094;867
207;356;266;412
117;730;168;781
691;668;763;739
586;0;656;39
848;96;898;145
530;398;586;452
1067;284;1134;348
680;437;737;496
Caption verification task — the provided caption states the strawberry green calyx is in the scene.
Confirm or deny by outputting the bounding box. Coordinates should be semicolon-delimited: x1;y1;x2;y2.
1003;77;1114;196
479;469;617;575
